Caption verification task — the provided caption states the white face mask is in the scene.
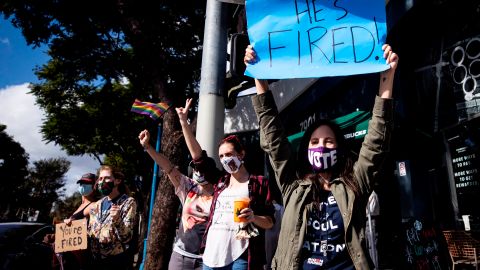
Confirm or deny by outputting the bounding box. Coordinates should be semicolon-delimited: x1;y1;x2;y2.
220;156;242;174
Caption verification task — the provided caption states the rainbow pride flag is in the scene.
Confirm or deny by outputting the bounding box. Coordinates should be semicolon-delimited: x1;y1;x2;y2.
131;99;171;121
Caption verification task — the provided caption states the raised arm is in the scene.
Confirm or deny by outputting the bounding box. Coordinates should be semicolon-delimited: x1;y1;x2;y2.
354;44;398;194
176;98;203;160
245;46;297;197
378;44;399;99
139;129;182;189
244;46;269;95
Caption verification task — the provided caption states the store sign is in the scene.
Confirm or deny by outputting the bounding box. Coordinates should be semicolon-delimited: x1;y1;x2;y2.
287;110;371;152
402;219;447;269
447;124;480;217
344;129;367;139
451;146;479;189
245;0;389;79
335;110;370;140
447;127;480;190
442;36;480;122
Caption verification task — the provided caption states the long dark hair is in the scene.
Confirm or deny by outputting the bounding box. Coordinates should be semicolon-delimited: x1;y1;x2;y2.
296;119;359;198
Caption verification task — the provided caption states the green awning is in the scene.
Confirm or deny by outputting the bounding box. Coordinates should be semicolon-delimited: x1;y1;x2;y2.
287;110;371;152
334;110;371;140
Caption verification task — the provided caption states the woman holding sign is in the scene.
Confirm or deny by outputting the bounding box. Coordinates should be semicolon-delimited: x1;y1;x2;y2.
245;44;398;269
44;173;98;270
64;173;98;269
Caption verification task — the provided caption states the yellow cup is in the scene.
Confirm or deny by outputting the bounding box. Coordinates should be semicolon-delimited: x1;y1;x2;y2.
233;197;250;222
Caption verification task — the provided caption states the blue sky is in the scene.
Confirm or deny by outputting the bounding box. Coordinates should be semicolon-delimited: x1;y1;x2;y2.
0;17;49;87
0;17;99;197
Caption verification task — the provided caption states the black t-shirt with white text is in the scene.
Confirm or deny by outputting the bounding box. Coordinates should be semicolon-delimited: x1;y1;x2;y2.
302;191;354;270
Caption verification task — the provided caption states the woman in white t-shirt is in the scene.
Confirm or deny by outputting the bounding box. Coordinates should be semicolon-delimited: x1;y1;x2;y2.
201;135;275;270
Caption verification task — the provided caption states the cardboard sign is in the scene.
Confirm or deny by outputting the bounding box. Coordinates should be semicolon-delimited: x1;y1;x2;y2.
55;218;88;253
245;0;389;79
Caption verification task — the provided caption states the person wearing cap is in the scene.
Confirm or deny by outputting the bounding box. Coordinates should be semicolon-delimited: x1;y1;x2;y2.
44;172;99;269
64;173;98;225
138;98;220;270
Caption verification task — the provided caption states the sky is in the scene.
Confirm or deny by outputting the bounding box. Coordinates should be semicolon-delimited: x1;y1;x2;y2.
0;17;100;197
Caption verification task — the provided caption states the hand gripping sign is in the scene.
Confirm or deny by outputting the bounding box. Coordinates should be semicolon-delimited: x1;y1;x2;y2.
55;218;88;253
245;0;390;79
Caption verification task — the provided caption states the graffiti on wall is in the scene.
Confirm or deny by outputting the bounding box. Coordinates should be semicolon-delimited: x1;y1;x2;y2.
402;219;446;270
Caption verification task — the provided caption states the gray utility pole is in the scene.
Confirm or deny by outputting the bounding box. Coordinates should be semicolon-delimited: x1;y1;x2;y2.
196;0;228;165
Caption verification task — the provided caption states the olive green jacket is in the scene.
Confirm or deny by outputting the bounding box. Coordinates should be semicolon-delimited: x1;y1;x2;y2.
252;91;393;270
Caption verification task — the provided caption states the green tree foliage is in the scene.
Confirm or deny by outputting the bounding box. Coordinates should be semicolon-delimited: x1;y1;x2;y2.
1;0;206;268
27;157;70;222
0;124;29;221
0;126;71;223
51;192;82;223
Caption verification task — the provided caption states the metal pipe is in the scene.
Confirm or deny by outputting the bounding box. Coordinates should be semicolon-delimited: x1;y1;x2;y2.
139;122;162;270
196;0;228;165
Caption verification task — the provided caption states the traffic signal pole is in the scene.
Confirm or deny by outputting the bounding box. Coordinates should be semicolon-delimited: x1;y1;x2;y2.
196;0;228;165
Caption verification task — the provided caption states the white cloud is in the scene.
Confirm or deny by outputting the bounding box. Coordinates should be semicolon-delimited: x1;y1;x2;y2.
0;83;100;197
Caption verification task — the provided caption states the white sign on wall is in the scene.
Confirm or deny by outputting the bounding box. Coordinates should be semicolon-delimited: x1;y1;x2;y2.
399;161;407;177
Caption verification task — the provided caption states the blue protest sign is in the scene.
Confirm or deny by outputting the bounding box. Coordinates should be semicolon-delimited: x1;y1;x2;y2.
245;0;389;79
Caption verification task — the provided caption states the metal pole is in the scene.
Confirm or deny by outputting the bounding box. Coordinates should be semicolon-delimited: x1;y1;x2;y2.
139;122;162;270
196;0;228;165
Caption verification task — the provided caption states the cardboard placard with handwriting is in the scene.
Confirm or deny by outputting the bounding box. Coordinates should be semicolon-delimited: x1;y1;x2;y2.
55;218;88;253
